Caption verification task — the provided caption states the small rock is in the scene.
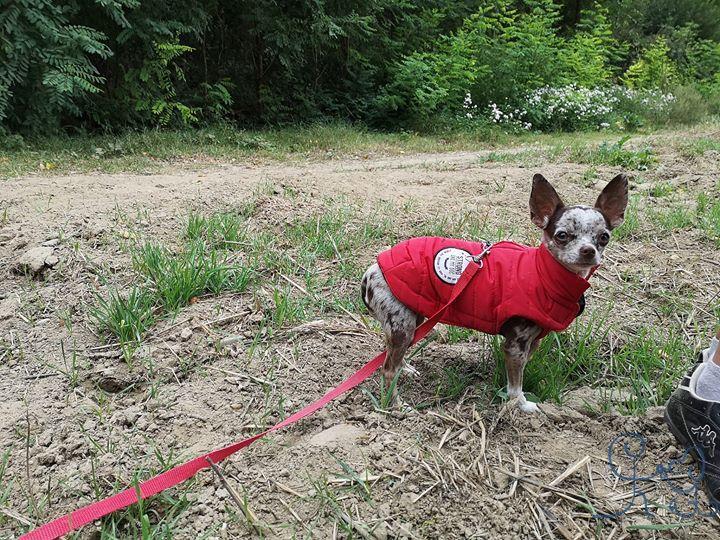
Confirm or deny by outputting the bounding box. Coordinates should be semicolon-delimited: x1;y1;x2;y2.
644;405;665;424
0;231;17;244
0;296;19;321
541;403;586;423
12;246;58;276
399;492;416;508
37;452;56;466
180;327;193;341
373;521;388;540
307;423;365;448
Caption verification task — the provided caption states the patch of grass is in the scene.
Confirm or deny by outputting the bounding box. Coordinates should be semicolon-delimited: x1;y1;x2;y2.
131;241;252;312
185;211;249;249
286;204;393;261
613;195;641;240
443;326;476;344
478;149;539;164
613;330;692;414
362;369;402;412
435;367;474;401
491;316;691;413
0;122;501;178
649;182;674;197
697;193;720;246
89;449;195;540
0;449;11;529
680;137;720;158
570;136;656;170
92;213;253;356
307;470;375;538
90;287;156;351
413;210;518;242
581;167;598;186
266;287;309;328
0;121;665;180
650;194;720;243
650;205;695;231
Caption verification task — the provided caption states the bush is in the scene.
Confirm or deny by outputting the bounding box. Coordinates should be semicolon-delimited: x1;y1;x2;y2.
664;85;710;125
624;37;680;90
523;85;616;131
480;84;677;132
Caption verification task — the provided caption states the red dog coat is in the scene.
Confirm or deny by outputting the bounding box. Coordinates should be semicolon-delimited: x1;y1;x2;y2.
377;237;591;337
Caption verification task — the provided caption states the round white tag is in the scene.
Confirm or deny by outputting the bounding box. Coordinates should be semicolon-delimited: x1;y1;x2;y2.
433;247;473;284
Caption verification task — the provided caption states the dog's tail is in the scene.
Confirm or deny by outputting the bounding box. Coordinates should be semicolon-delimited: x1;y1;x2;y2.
360;273;372;314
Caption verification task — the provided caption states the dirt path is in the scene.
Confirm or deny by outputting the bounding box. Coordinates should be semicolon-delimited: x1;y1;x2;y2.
1;133;719;538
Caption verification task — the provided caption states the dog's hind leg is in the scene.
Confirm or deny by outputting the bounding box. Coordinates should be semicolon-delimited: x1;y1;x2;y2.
362;263;421;385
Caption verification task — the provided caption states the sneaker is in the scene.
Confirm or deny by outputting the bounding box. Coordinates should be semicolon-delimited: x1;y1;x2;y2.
665;360;720;510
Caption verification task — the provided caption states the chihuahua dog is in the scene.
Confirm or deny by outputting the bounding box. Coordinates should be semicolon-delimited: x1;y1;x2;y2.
361;173;628;412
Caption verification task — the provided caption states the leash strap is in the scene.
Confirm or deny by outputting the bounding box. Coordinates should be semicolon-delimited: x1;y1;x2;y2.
21;258;485;540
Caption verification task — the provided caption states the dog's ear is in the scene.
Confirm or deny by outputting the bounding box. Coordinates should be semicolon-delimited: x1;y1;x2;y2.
530;174;564;229
595;174;629;230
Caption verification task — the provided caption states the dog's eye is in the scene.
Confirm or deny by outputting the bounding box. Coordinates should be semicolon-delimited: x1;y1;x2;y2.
599;232;610;244
555;231;568;242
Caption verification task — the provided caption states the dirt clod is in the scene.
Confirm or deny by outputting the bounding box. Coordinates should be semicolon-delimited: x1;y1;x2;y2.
12;245;58;276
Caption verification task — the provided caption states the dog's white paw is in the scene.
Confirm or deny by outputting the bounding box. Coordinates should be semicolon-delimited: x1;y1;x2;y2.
402;363;419;377
518;400;540;413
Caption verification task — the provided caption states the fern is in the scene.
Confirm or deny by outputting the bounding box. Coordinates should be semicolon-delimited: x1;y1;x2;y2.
0;0;121;131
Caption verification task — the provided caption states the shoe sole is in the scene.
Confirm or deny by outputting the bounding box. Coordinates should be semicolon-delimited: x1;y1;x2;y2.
664;402;720;512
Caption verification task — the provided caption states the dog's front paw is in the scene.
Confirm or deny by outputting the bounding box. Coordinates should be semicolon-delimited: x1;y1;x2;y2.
518;399;540;413
402;363;419;377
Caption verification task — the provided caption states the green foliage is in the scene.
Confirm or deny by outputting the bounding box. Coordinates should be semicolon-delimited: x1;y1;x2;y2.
90;287;156;351
1;1;719;134
0;0;119;131
624;37;680;90
571;136;656;170
131;241;251;312
124;41;199;127
565;6;621;86
665;84;710;125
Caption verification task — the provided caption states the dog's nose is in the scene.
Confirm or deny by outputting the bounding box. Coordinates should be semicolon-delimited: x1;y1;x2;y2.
579;245;596;258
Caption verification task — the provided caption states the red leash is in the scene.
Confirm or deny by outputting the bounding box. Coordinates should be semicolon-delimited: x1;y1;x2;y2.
21;256;486;540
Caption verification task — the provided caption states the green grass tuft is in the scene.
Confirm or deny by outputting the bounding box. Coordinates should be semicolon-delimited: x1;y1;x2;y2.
185;212;249;249
131;241;251;312
90;287;156;350
680;137;720;158
570;136;656;170
613;195;641;240
492;316;692;413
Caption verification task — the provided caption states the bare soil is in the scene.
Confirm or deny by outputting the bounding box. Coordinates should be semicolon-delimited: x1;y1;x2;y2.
1;130;719;539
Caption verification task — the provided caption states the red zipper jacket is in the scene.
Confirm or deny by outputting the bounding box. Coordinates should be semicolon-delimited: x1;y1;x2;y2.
377;237;591;337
